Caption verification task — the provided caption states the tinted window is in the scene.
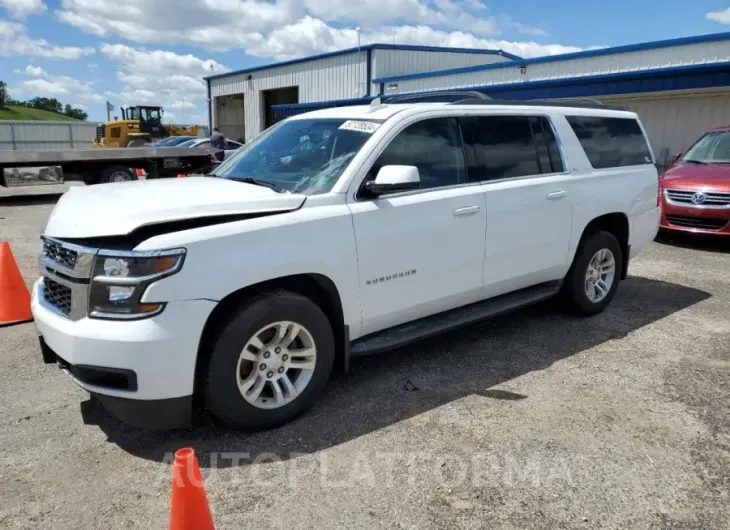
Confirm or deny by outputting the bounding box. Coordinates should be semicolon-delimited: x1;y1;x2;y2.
529;117;552;174
566;116;653;168
460;116;540;181
371;118;465;190
540;117;564;173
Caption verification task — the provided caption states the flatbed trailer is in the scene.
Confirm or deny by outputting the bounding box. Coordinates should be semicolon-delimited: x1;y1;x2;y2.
0;147;219;188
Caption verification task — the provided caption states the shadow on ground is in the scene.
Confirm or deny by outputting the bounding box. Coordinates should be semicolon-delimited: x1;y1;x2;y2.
81;276;710;466
655;231;730;254
0;194;63;207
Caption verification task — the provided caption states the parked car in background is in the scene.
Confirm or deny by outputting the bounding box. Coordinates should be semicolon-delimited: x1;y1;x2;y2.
659;126;730;236
145;136;199;148
178;137;243;160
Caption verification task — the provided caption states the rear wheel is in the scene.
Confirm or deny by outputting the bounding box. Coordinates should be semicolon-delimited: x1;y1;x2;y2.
98;165;137;184
204;291;335;430
562;230;623;316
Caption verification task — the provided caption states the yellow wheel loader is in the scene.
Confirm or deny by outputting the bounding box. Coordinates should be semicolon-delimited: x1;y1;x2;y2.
92;106;199;148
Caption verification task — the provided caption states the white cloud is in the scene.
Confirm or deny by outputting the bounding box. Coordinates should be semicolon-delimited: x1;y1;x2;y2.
56;0;573;60
167;100;197;110
25;64;46;76
0;0;46;17
0;20;95;59
71;103;88;111
15;66;103;102
706;7;730;24
99;44;228;122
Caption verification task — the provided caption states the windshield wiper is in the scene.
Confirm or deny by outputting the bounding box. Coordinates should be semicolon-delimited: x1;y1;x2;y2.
227;176;284;192
683;159;707;164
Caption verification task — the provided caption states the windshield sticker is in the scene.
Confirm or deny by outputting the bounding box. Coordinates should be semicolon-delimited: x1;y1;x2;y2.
339;120;380;134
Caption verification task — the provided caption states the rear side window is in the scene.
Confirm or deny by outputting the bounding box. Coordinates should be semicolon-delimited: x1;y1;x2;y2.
566;116;653;169
460;116;540;181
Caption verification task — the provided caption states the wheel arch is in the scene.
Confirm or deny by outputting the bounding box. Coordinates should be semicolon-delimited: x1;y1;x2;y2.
193;273;347;403
574;212;630;280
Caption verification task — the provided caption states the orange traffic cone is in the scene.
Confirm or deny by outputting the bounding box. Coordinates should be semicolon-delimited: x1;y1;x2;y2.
0;241;32;326
169;448;214;530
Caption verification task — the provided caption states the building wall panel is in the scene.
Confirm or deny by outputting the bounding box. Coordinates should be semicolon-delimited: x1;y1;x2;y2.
210;52;367;141
385;40;730;94
371;49;509;91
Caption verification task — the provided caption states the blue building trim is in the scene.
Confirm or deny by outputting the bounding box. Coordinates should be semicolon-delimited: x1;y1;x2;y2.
206;80;212;132
204;43;516;81
366;49;372;96
476;61;730;98
270;61;730;120
372;31;730;84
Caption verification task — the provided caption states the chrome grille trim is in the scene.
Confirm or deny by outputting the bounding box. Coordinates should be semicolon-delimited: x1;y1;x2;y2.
38;237;97;320
664;188;730;208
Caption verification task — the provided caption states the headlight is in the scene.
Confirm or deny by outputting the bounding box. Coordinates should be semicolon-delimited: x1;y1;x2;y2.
89;249;185;320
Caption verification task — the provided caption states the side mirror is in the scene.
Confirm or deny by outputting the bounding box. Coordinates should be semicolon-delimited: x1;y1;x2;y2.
365;165;420;196
671;152;683;164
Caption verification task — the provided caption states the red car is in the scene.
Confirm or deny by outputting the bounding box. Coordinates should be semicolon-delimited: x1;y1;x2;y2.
659;126;730;236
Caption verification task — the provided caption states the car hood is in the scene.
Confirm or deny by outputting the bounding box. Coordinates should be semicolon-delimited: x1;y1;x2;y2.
44;176;306;238
661;162;730;191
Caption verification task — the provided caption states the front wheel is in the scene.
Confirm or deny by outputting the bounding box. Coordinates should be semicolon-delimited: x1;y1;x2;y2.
562;230;623;316
204;291;335;430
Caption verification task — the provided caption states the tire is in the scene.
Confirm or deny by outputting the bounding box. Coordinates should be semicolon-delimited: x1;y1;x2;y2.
204;290;335;430
562;230;623;316
98;165;137;184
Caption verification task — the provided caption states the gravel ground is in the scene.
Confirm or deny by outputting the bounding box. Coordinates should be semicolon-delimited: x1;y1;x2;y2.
1;197;728;530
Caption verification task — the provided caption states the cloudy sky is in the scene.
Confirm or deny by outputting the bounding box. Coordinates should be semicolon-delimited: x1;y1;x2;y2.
2;0;729;123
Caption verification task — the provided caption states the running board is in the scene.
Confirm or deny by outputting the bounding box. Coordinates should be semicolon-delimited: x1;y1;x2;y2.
350;280;561;357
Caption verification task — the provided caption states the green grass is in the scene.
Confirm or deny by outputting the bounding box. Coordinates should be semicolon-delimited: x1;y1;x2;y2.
0;106;83;121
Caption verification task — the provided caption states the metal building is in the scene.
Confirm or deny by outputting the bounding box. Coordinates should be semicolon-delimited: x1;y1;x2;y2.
205;32;730;167
205;44;518;142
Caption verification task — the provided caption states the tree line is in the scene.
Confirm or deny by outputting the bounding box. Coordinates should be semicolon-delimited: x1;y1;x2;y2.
0;80;89;120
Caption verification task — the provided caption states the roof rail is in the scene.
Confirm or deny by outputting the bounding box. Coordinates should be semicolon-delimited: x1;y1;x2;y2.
380;91;491;104
451;97;627;110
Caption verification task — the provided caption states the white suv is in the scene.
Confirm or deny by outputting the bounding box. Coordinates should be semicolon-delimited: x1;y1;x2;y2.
32;95;661;430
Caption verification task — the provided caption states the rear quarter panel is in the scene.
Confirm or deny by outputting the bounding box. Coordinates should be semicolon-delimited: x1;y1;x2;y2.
551;113;659;268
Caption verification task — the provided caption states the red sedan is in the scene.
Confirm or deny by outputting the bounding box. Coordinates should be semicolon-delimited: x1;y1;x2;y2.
659;126;730;236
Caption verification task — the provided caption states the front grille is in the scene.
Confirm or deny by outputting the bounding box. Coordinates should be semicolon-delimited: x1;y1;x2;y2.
95;124;105;140
43;278;73;315
665;189;730;207
42;239;78;270
665;215;728;230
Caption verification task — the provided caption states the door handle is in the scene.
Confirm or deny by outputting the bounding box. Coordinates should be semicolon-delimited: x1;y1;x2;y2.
453;205;481;216
546;190;567;200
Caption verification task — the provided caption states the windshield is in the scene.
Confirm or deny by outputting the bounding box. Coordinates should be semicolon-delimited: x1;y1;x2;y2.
212;118;381;195
142;107;161;121
682;131;730;164
177;139;199;148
